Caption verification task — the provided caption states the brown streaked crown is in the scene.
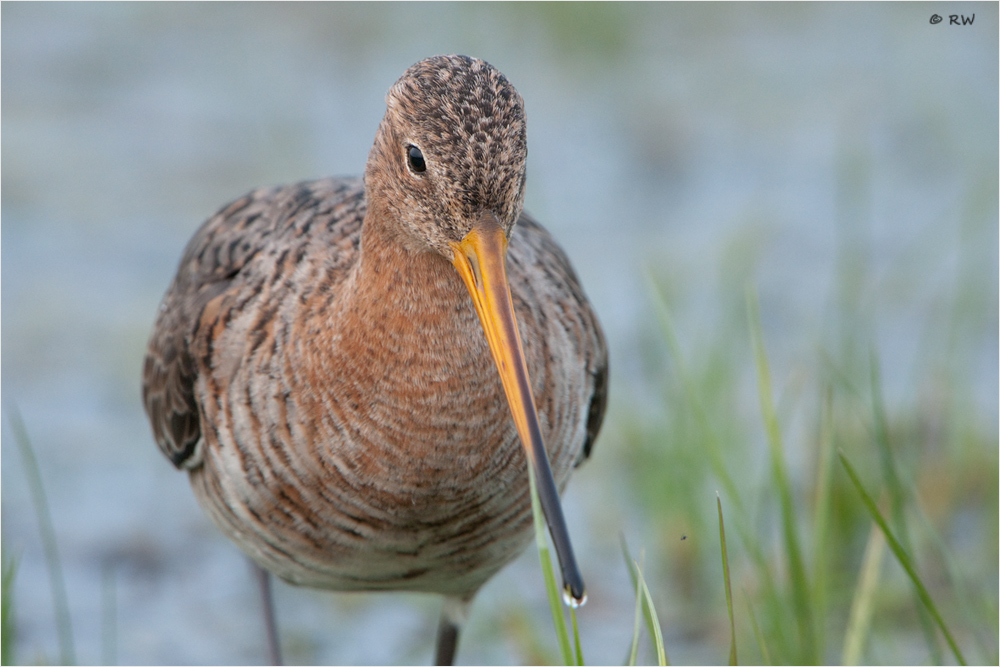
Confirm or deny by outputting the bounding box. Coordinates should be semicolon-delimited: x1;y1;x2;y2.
364;55;528;256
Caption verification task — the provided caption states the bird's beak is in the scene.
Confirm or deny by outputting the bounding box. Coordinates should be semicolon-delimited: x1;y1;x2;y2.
450;212;586;606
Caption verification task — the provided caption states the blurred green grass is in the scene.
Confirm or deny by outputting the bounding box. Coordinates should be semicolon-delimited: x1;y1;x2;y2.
613;174;998;664
510;157;996;665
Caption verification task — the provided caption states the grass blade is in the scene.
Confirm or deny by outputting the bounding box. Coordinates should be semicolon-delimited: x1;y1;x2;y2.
868;352;906;527
635;561;667;666
528;464;575;665
6;403;76;665
869;351;943;662
841;521;885;665
620;536;671;665
838;450;967;665
570;606;584;666
2;551;18;666
744;595;772;666
745;288;815;663
628;558;642;666
717;494;737;665
810;388;836;657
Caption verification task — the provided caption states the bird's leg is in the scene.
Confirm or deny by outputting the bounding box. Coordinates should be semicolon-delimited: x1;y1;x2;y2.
249;559;283;666
434;595;472;666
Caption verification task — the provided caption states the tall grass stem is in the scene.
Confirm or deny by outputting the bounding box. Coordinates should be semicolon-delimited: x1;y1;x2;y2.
635;561;667;666
6;403;76;665
717;495;737;665
810;388;836;656
527;464;575;665
569;606;583;666
869;352;944;662
841;521;885;665
744;594;772;666
628;561;642;666
2;551;18;666
838;450;967;665
620;536;671;665
745;288;815;662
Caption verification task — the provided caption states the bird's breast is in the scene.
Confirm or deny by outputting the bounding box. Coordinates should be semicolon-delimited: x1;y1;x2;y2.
190;245;556;594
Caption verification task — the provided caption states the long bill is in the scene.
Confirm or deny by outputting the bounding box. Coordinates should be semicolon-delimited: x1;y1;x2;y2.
450;211;586;607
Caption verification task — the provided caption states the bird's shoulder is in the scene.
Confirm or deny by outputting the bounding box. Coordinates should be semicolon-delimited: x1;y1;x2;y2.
177;177;366;291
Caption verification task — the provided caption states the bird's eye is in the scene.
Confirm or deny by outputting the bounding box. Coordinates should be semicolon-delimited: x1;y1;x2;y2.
407;145;426;173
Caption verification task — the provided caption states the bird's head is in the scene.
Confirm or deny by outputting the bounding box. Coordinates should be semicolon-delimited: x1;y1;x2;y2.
365;54;527;257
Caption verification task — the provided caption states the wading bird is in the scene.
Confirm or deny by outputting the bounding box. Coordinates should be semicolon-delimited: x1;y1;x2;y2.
142;55;607;665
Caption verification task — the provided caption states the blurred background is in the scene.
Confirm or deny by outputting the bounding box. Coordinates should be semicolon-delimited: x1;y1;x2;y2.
2;3;996;665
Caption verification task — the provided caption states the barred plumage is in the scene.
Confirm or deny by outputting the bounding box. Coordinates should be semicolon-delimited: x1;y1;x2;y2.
142;55;607;664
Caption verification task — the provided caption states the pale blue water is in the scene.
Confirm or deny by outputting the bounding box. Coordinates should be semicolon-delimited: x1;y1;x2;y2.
3;4;996;664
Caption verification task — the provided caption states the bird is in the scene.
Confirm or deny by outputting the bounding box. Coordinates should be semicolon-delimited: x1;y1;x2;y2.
142;54;607;665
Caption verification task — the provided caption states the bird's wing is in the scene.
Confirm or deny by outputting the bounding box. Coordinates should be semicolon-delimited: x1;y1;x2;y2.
510;213;608;466
141;178;366;469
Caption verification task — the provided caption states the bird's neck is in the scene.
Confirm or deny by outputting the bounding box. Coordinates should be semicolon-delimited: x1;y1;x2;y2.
320;204;490;380
350;206;462;317
294;203;502;457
